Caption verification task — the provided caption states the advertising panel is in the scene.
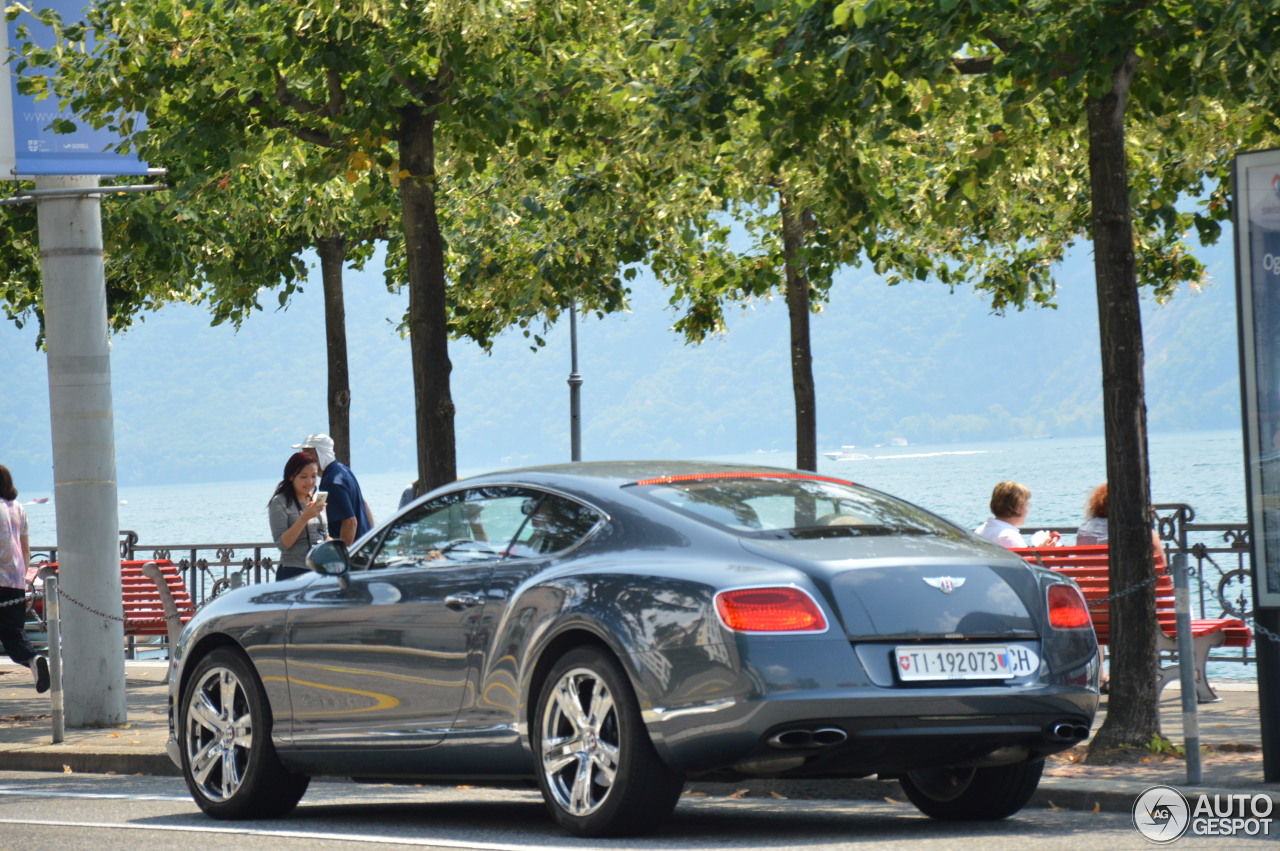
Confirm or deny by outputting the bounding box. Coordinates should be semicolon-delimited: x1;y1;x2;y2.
0;21;16;176
4;0;147;177
1235;146;1280;608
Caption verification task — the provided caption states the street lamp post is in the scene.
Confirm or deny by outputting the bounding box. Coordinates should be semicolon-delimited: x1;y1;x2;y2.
568;303;583;461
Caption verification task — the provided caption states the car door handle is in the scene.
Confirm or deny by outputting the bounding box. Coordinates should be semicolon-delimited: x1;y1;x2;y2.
445;592;484;610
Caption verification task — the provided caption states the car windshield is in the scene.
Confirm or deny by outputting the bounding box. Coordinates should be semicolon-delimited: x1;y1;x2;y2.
630;473;964;539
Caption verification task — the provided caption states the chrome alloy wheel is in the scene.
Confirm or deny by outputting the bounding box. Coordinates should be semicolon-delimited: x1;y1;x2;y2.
184;664;254;803
540;666;621;817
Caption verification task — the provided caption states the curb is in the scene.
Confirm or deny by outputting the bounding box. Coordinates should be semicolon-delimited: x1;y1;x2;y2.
2;748;179;777
1035;777;1280;814
1036;778;1183;814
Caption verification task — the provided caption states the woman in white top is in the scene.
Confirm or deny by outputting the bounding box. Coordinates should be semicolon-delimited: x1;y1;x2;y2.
267;452;328;581
973;480;1033;548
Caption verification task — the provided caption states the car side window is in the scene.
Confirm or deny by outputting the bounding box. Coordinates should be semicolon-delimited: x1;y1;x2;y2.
507;493;602;557
370;487;535;569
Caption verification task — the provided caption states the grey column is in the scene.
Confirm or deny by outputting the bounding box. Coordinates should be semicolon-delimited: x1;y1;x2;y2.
568;302;582;462
36;174;127;726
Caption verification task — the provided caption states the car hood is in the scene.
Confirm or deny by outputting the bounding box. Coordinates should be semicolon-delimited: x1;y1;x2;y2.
739;534;1043;640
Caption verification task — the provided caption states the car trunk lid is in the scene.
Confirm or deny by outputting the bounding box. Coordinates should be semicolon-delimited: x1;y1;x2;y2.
739;536;1042;640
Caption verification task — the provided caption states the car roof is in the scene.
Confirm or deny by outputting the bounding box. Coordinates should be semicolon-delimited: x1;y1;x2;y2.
460;460;853;492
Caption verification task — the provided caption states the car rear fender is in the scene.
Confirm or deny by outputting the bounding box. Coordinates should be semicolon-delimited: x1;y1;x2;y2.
508;572;723;738
518;617;640;737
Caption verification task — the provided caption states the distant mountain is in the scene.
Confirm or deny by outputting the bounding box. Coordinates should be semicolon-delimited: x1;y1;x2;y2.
0;239;1241;488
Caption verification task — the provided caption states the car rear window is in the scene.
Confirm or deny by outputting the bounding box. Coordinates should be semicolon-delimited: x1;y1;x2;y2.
629;474;964;539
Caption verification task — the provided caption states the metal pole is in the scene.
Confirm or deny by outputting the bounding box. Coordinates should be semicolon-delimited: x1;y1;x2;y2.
568;302;583;462
0;183;167;204
38;567;64;744
36;174;127;726
1258;607;1280;781
1172;552;1202;784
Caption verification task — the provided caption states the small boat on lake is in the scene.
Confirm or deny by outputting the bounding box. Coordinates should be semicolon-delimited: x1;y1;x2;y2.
823;446;870;462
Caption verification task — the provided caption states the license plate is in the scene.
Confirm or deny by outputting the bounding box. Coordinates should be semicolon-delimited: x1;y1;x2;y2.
894;644;1038;681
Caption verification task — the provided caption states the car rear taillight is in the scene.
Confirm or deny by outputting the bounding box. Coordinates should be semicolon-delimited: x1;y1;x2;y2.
715;587;827;633
1047;584;1091;629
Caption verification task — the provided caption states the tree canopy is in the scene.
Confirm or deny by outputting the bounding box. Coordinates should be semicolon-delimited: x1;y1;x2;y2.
22;0;696;491
818;0;1278;755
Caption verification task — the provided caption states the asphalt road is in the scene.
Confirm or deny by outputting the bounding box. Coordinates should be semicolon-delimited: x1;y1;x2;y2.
0;771;1271;851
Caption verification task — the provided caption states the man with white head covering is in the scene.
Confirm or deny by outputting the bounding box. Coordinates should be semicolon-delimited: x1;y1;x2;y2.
293;433;374;546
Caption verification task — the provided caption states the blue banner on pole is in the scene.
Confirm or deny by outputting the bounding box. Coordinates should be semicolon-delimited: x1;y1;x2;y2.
5;0;148;177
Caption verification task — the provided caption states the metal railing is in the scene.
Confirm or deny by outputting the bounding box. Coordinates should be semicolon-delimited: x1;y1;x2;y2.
29;530;279;616
119;532;279;606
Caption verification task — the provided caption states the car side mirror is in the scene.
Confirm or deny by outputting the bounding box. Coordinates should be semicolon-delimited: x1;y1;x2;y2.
307;539;351;590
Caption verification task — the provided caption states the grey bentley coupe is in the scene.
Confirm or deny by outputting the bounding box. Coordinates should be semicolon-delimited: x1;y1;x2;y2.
166;461;1099;837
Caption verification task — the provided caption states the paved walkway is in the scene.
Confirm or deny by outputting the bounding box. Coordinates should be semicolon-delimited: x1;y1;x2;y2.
1;661;1276;814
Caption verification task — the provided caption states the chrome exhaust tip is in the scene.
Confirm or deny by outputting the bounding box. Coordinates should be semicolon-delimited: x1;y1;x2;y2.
1047;721;1090;742
767;726;848;750
811;727;848;746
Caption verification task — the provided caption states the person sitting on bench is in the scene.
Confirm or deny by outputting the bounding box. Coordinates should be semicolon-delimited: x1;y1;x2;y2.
1076;482;1166;569
974;480;1060;549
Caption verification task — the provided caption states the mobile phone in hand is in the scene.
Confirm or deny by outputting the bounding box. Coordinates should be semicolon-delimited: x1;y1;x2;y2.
315;491;328;506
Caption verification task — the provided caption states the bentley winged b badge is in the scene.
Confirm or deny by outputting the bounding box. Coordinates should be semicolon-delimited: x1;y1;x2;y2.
923;576;965;594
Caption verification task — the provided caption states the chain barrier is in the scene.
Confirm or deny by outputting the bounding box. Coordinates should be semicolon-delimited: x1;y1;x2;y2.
1071;572;1277;645
48;584;128;624
1036;551;1280;654
1093;571;1161;606
1180;542;1280;651
1247;613;1280;648
1188;545;1252;618
49;583;194;628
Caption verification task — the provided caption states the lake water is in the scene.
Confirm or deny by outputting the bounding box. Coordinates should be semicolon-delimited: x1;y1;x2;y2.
18;427;1259;679
21;428;1247;545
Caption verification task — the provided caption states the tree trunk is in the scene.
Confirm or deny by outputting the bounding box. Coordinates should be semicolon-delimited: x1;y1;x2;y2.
317;234;352;466
780;191;817;472
398;101;457;493
1084;50;1161;759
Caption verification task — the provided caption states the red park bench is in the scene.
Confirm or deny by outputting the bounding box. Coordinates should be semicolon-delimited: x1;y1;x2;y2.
26;559;195;656
1010;544;1251;703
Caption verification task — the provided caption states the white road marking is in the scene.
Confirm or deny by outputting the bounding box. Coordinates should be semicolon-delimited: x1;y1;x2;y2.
0;788;188;802
0;818;582;850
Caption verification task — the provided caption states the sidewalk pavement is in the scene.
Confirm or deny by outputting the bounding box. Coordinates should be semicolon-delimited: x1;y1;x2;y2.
1;661;1277;814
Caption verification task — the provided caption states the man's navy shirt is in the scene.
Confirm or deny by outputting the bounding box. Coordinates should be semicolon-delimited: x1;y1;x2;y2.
321;461;371;541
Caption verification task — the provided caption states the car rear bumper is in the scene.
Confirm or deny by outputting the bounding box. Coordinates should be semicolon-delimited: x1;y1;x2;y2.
646;687;1098;778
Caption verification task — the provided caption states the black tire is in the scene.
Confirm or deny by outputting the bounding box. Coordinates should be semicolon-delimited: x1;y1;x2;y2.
179;647;310;819
900;759;1044;821
533;646;684;837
